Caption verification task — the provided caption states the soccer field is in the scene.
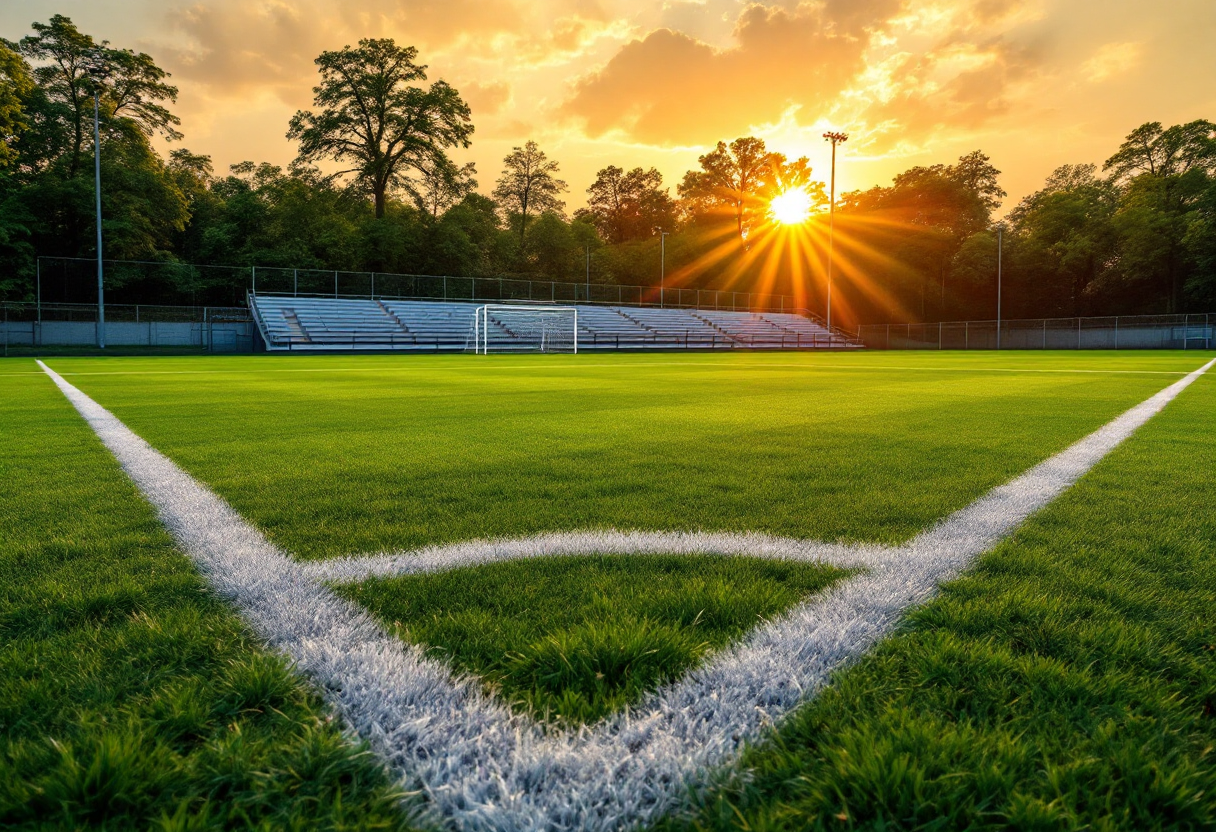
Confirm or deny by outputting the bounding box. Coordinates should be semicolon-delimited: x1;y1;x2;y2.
3;351;1215;830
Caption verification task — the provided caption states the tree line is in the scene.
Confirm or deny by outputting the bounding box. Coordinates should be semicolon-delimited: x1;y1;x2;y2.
1;16;1213;323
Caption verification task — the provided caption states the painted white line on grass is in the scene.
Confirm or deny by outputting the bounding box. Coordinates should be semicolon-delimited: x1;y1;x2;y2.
38;356;1215;832
302;529;879;583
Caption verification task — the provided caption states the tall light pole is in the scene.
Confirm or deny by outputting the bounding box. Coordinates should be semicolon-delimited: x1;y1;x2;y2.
85;51;111;349
823;131;848;333
995;221;1006;350
653;226;670;308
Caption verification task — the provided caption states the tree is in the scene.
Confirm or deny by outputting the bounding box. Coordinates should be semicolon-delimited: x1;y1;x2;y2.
579;165;675;243
0;41;33;167
1103;120;1216;182
950;150;1006;214
493;140;567;244
288;38;473;219
1104;121;1216;311
678;137;770;239
525;211;578;278
1006;164;1118;316
415;158;477;218
18;15;180;176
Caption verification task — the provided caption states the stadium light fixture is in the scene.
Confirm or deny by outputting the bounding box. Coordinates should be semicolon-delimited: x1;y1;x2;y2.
822;131;849;334
653;226;671;308
85;50;112;349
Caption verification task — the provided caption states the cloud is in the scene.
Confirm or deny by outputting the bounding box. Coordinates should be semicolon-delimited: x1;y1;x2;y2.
1081;41;1142;82
855;36;1044;148
462;80;511;117
560;1;905;145
161;0;524;103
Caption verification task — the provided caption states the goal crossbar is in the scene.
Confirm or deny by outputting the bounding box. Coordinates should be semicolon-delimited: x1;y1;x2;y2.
473;304;579;355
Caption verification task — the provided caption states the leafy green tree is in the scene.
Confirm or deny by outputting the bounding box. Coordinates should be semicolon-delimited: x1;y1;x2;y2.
678;137;771;239
18;15;180;176
1103;120;1216;311
1005;164;1118;316
493;140;567;244
579;165;675;244
416;158;477;218
288;38;472;219
0;42;33;168
525;211;579;278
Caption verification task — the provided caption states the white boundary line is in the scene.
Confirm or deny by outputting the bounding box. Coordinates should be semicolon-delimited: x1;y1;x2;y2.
37;356;1214;831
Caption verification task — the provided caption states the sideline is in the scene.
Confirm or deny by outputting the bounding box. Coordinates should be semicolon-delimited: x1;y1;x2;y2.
37;356;1215;832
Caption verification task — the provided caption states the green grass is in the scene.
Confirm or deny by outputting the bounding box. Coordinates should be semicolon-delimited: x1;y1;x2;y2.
0;368;418;830
659;373;1216;831
41;350;1212;560
338;555;849;726
5;350;1214;829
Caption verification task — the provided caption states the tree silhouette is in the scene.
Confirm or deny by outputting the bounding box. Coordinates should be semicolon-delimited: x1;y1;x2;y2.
493;140;566;244
288;39;473;219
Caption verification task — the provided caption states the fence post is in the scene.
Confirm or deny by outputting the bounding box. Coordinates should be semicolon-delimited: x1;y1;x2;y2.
293;269;298;296
371;273;375;299
1114;317;1119;350
939;321;942;350
964;321;969;349
1043;319;1046;349
135;305;139;323
886;323;890;349
334;271;338;299
1077;317;1081;350
252;266;256;296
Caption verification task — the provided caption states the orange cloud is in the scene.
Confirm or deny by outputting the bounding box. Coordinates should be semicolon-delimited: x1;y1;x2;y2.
560;1;904;145
163;0;524;103
462;80;512;117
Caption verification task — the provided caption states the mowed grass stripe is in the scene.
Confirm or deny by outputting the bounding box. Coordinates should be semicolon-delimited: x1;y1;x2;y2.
338;554;850;726
49;352;1208;560
660;375;1216;831
0;361;414;831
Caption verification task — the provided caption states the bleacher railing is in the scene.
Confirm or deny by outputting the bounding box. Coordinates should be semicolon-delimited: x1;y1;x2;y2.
857;314;1214;351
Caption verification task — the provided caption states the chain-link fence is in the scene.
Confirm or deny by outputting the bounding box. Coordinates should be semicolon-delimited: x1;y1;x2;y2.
30;257;803;314
857;314;1214;351
247;266;800;312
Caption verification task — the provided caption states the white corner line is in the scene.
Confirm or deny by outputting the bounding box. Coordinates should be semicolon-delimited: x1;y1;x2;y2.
35;356;1214;832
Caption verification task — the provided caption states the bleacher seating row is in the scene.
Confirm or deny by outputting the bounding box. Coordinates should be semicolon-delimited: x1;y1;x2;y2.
249;295;861;351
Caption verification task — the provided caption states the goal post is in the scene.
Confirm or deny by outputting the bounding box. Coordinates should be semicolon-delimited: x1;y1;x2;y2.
472;304;579;354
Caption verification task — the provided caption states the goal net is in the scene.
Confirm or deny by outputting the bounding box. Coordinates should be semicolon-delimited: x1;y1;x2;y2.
471;305;578;354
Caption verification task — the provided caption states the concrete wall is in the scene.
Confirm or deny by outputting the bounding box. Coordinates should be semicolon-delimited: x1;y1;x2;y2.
0;320;253;352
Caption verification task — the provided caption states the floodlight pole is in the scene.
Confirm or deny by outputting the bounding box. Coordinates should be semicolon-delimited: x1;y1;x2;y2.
823;131;848;333
995;221;1006;350
92;81;105;348
654;227;670;308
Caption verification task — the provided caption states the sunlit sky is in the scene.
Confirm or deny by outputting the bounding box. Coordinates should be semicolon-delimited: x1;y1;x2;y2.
6;1;1214;212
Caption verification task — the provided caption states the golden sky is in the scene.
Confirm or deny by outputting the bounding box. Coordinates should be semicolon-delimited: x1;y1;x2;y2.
6;1;1215;211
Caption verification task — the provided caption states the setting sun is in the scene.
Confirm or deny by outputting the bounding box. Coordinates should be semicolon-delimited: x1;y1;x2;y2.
770;188;814;225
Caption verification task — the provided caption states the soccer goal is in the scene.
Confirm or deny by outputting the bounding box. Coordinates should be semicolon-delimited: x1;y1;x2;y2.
472;304;579;354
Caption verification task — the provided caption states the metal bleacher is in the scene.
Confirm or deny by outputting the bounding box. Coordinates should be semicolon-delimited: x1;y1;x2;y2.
249;294;860;352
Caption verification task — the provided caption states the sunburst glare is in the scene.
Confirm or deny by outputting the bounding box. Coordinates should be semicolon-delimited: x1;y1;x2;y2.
769;188;813;225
